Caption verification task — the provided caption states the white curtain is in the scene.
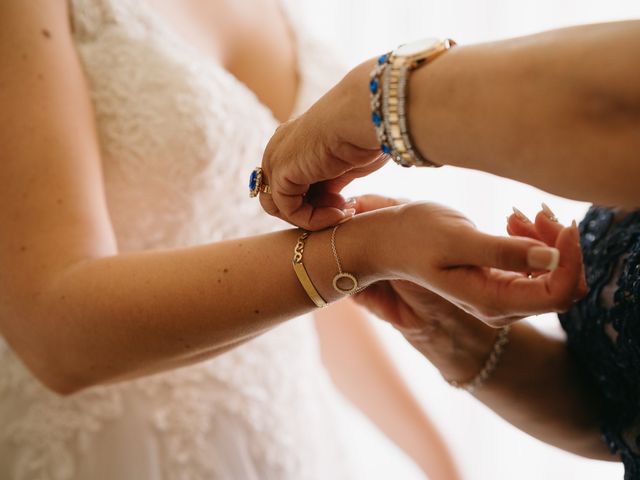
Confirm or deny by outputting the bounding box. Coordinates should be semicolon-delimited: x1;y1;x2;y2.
299;1;640;479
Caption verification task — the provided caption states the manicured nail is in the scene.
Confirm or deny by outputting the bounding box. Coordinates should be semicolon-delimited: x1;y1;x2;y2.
527;246;560;271
541;203;559;222
338;208;356;224
571;220;579;240
512;207;531;223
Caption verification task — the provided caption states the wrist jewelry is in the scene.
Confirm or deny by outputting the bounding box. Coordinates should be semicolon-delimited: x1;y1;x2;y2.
447;325;510;394
369;53;393;156
369;38;456;167
292;231;327;308
330;224;365;295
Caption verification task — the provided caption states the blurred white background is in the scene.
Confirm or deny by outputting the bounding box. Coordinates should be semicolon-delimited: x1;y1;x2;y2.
295;1;640;479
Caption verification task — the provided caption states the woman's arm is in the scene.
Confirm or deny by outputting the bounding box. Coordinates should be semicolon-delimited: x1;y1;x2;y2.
409;21;640;208
315;300;461;480
356;210;613;460
260;20;640;230
358;281;613;461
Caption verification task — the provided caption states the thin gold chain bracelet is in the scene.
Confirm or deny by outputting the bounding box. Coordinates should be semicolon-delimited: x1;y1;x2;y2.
330;224;366;296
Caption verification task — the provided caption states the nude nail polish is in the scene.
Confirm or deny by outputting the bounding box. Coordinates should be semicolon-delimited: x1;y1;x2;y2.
541;203;559;222
527;246;560;271
512;206;531;223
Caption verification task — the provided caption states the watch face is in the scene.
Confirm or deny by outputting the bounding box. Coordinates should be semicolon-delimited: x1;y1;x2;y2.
395;38;441;58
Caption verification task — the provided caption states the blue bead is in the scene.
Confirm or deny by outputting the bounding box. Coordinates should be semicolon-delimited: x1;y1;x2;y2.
249;170;257;190
378;54;388;65
372;112;381;127
381;144;390;154
369;79;378;93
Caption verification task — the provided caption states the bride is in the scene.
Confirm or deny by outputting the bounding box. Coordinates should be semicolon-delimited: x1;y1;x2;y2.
0;0;575;478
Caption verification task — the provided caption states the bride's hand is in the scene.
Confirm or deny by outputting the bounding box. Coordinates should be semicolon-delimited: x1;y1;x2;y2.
353;202;587;379
354;196;585;327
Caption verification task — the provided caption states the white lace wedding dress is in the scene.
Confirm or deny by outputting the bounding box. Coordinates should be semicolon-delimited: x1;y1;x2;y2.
0;1;426;479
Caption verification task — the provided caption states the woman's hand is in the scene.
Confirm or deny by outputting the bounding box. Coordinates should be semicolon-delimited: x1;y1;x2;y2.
354;202;587;378
365;197;584;326
259;59;383;230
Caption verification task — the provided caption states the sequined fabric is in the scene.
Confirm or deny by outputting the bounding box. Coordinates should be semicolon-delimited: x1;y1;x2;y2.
559;206;640;479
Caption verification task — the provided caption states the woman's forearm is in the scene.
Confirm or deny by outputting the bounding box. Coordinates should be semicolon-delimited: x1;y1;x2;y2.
409;20;640;207
315;300;461;480
421;320;612;460
10;213;387;395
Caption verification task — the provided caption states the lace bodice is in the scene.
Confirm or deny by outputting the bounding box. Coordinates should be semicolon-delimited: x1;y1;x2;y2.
559;206;640;480
0;1;365;479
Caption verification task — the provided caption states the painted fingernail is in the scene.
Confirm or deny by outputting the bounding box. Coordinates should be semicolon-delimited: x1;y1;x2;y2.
541;203;559;222
338;208;356;224
512;207;531;223
571;220;579;240
527;246;560;271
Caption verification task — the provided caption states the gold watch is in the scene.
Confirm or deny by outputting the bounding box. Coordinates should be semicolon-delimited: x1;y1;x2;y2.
383;38;456;167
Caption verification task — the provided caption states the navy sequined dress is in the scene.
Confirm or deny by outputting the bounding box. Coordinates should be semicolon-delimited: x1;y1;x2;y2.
559;206;640;479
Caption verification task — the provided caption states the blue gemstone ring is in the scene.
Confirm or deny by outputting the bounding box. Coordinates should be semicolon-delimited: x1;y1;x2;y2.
249;167;271;198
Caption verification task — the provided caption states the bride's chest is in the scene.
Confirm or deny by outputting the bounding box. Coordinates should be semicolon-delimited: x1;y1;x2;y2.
70;0;284;189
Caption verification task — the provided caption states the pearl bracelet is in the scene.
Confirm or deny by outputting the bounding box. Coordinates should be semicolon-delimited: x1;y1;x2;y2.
446;326;511;394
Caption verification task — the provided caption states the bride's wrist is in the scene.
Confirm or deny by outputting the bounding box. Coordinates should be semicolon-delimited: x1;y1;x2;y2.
297;209;394;304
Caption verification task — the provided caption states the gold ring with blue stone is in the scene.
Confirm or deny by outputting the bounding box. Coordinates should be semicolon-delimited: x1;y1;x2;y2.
249;167;271;198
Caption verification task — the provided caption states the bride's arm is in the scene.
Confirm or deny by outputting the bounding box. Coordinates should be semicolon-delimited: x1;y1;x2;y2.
0;1;580;396
315;300;461;480
0;0;383;395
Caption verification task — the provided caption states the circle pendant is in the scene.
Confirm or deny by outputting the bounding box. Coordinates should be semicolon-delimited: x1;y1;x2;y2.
332;273;358;295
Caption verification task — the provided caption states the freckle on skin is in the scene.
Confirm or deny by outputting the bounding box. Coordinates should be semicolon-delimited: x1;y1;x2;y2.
254;309;260;315
217;278;221;283
41;29;51;39
19;246;27;252
223;268;228;273
56;198;62;204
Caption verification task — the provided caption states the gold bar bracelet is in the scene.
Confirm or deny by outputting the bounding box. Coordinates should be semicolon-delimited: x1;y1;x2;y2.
292;231;328;308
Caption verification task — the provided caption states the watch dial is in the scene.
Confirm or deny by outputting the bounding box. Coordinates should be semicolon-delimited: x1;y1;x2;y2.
395;38;441;57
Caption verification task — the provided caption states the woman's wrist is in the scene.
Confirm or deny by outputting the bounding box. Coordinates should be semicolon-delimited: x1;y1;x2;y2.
337;57;383;151
402;308;500;386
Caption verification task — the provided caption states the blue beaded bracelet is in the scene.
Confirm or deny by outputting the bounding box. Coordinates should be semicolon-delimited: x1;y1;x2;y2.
369;53;392;156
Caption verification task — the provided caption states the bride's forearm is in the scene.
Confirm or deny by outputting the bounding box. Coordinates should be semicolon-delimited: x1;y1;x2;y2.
408;21;640;207
12;212;391;395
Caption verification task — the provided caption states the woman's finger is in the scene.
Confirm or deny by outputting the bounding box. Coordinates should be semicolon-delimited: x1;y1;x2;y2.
352;194;406;214
439;224;582;324
453;229;557;274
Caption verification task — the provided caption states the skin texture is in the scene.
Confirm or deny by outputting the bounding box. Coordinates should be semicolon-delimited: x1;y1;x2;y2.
260;20;640;231
0;1;580;477
354;203;614;461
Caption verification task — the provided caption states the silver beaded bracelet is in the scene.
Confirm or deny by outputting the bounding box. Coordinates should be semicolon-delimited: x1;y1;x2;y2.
446;326;511;394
